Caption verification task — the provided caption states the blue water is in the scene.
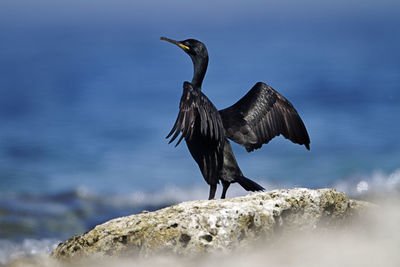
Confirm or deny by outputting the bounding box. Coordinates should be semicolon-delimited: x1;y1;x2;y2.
0;0;400;263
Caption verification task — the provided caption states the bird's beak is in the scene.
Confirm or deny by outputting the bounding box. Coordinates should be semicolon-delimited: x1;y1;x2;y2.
160;37;190;52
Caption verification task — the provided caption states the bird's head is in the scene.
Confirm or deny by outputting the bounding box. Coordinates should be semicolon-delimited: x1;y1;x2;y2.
161;37;208;66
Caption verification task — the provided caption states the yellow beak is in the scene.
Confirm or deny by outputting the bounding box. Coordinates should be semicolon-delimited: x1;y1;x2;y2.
177;43;190;51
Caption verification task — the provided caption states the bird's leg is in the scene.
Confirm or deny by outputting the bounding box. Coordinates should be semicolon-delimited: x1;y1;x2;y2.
221;181;230;199
208;184;217;200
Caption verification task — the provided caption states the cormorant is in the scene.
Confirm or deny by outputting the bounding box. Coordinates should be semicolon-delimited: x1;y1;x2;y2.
161;37;310;200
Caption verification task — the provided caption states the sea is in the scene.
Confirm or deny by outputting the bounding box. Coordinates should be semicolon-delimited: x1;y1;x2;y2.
0;0;399;264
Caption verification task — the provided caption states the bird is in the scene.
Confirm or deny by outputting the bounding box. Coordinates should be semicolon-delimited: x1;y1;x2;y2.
161;37;310;200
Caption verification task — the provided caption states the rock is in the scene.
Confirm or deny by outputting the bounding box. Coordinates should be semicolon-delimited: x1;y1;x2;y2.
51;188;372;260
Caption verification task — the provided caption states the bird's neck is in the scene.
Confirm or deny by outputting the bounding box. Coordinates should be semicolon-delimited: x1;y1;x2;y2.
191;57;208;90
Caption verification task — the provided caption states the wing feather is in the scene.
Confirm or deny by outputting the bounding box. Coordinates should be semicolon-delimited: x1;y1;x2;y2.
219;82;310;152
167;82;224;145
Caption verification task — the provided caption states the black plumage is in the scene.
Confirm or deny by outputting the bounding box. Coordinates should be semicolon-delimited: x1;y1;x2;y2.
161;37;310;200
219;82;310;152
166;81;225;190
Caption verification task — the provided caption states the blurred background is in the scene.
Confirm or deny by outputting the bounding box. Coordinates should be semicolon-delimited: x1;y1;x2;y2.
0;0;399;263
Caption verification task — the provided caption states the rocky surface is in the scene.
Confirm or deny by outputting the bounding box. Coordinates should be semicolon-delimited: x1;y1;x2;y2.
51;188;371;260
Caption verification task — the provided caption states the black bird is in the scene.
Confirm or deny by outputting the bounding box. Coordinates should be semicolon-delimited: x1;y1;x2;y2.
161;37;310;200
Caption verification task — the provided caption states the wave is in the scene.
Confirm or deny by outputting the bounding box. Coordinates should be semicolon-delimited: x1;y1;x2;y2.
335;169;400;198
0;238;59;265
60;168;400;207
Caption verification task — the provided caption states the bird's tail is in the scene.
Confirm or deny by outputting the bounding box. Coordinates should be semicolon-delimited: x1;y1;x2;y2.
236;176;264;192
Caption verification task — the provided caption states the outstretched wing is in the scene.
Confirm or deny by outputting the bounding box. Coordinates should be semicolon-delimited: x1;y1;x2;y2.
167;82;225;185
219;82;310;152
